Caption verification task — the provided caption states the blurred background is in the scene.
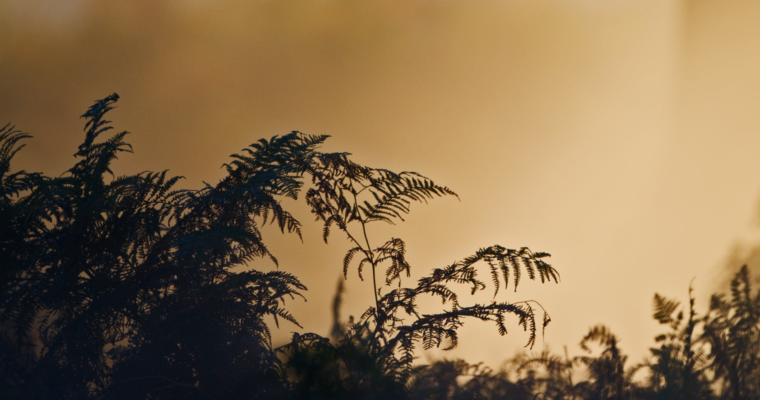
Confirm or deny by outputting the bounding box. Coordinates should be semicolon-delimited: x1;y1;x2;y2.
3;0;760;368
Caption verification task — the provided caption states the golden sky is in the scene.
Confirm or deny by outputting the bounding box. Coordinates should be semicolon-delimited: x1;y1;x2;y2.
3;0;760;368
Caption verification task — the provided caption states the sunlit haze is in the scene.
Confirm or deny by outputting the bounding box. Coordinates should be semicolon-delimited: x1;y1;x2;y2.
3;0;760;369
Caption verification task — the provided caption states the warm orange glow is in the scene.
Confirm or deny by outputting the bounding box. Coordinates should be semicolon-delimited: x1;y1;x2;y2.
4;0;760;368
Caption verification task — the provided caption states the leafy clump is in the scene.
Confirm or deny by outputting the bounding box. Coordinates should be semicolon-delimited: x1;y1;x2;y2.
0;94;559;399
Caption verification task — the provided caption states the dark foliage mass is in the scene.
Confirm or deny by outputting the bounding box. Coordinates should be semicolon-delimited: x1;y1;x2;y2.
0;95;556;399
2;95;760;400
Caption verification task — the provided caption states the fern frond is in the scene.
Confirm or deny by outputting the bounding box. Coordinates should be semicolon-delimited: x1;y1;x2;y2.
343;246;363;279
653;293;681;325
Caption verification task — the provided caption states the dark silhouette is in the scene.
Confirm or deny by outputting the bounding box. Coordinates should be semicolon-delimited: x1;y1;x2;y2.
4;94;760;399
1;94;558;399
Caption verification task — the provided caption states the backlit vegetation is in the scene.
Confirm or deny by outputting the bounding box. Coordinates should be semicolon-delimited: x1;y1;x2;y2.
2;95;759;399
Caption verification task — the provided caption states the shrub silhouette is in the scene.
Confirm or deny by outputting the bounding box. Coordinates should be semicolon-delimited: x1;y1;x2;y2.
2;94;311;399
644;285;712;400
703;265;760;399
512;268;760;400
6;93;759;400
1;94;559;399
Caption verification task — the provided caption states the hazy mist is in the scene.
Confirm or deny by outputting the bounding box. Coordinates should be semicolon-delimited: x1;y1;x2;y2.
3;0;760;368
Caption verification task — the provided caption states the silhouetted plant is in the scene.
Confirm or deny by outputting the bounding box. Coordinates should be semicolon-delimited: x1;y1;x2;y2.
308;156;556;343
702;265;760;400
517;346;583;400
515;326;642;400
644;285;712;400
406;358;531;400
22;93;760;400
2;94;318;399
274;118;562;398
1;94;563;400
272;137;562;398
404;272;760;400
574;325;640;400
